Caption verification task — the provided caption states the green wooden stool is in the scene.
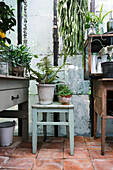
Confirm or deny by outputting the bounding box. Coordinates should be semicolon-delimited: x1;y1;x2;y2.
32;102;74;155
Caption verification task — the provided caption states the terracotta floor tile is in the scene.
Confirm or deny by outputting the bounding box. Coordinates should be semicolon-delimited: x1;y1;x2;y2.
92;159;113;170
87;145;111;151
33;158;63;170
38;149;63;159
86;142;101;146
51;137;65;143
41;142;63;150
0;168;31;170
89;150;113;159
3;158;34;169
13;136;22;142
74;136;85;143
0;148;15;157
11;148;37;158
84;137;101;143
18;142;42;150
0;156;9;168
107;143;113;150
64;141;87;150
63;159;94;170
64;148;90;159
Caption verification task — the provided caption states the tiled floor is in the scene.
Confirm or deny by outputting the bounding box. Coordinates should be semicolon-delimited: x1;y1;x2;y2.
0;136;113;169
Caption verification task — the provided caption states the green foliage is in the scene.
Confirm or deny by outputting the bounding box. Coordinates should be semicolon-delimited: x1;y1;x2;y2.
58;83;73;96
5;44;32;70
57;0;88;62
0;2;16;43
30;55;66;84
85;4;112;30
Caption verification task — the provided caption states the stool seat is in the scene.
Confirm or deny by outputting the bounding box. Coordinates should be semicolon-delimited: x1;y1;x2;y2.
32;102;74;156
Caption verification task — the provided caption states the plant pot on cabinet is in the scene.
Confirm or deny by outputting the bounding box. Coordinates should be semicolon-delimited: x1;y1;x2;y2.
37;84;56;105
12;65;24;77
101;61;113;78
59;95;72;105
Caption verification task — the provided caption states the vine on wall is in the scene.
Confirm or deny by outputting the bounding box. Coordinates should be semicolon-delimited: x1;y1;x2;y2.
57;0;88;62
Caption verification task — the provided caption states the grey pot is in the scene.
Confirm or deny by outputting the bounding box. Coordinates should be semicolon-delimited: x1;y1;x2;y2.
0;121;15;146
37;84;56;105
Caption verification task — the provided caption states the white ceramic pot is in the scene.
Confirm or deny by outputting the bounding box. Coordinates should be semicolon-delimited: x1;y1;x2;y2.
37;84;56;105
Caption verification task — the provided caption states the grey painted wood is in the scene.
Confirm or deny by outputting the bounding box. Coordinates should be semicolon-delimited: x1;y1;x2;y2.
32;102;74;109
32;103;74;155
65;112;69;138
32;108;38;154
0;77;29;142
69;108;74;156
0;78;29;90
0;88;28;112
37;122;69;126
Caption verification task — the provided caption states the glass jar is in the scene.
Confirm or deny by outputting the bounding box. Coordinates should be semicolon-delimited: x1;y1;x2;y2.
107;12;113;32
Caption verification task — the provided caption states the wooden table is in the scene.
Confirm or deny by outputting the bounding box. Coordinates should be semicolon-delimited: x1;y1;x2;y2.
32;102;74;156
0;75;29;142
93;78;113;155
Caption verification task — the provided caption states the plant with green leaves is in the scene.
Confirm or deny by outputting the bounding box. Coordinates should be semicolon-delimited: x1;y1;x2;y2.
57;0;88;62
58;83;73;96
0;2;16;44
5;44;32;71
30;55;66;84
85;4;112;33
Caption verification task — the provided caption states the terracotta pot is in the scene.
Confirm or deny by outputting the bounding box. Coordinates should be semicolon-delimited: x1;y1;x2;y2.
59;95;72;105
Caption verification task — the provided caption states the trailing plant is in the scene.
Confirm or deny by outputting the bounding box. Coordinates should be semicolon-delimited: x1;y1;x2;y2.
30;55;66;84
0;2;16;44
57;0;88;62
58;83;73;96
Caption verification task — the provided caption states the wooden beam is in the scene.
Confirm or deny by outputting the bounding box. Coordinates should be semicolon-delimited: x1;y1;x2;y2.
0;110;27;119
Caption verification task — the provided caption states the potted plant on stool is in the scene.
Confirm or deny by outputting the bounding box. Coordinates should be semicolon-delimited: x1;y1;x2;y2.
30;55;66;105
58;83;73;105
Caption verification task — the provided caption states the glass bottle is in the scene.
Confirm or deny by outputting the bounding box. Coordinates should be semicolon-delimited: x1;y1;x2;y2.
107;12;113;32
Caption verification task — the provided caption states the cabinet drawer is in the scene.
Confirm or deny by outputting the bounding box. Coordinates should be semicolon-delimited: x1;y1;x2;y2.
0;88;28;112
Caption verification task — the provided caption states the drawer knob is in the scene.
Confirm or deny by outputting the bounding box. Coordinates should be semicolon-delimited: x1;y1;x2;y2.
11;95;19;100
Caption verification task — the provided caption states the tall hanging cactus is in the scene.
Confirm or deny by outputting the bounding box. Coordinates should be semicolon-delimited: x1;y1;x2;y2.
57;0;88;62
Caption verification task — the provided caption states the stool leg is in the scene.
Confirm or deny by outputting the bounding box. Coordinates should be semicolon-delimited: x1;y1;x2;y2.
43;112;47;142
65;112;69;138
101;116;106;155
32;108;37;154
69;108;74;156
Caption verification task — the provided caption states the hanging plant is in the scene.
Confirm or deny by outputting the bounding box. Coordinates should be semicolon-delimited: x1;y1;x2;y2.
57;0;88;62
0;2;16;44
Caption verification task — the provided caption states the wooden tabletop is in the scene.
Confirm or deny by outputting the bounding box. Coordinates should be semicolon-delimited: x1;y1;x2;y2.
0;74;29;80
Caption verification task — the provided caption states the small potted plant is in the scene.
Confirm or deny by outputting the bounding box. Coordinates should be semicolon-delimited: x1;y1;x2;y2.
99;45;113;78
30;55;66;105
5;44;32;76
85;4;112;34
58;83;73;105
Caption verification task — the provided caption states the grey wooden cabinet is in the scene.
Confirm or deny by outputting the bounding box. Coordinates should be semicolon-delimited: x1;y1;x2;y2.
0;75;29;142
